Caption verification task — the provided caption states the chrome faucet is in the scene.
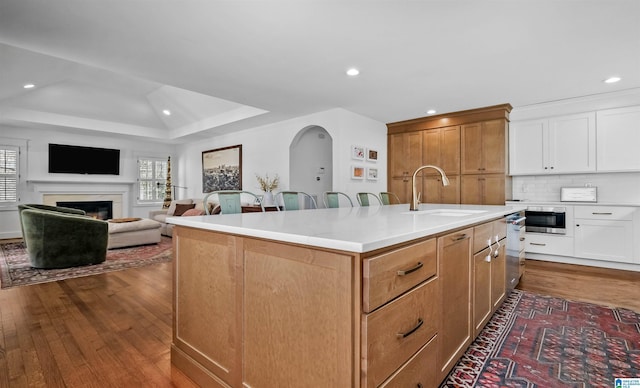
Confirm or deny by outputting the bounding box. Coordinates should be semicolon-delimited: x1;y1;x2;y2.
410;165;450;211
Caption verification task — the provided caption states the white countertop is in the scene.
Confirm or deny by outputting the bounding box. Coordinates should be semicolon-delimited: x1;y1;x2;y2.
167;203;526;253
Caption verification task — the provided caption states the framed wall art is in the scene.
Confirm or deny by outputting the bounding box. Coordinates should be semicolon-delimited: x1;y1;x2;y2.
366;148;378;162
366;167;378;180
202;144;242;192
351;145;365;160
351;165;365;180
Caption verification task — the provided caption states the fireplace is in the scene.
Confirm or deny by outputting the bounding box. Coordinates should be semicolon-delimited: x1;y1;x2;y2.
57;201;113;220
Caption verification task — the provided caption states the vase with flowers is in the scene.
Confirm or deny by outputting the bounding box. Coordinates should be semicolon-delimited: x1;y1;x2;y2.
256;173;279;206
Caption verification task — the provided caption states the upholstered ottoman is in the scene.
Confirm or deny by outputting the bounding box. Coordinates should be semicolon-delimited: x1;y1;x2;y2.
107;218;162;249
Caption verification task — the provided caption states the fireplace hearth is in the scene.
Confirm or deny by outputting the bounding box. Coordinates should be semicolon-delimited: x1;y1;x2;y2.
57;201;113;220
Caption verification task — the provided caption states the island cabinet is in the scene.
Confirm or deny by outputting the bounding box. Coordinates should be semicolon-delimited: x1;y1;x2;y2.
362;238;439;387
172;215;511;388
437;227;473;381
471;219;507;336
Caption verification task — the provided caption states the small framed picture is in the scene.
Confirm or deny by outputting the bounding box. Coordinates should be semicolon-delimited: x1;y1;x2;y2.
351;166;365;180
366;148;378;162
351;145;365;160
367;167;378;180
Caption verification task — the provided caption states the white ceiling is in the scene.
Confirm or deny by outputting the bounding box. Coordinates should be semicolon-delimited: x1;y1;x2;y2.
0;0;639;143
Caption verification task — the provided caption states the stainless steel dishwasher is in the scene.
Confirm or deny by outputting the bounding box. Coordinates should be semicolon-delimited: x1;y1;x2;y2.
506;211;526;290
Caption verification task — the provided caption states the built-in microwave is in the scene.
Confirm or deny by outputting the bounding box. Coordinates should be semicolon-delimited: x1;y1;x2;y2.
525;206;566;234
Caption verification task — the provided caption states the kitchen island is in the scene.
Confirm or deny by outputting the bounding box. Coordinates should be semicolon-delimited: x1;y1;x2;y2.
167;203;525;388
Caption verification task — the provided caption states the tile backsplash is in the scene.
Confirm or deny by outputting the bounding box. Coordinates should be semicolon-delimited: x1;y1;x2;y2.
511;172;640;204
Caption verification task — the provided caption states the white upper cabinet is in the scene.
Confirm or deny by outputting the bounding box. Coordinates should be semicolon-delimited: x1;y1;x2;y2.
596;106;640;172
510;112;596;175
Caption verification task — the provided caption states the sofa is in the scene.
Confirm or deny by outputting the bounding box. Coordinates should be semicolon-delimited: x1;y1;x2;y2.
18;204;108;269
149;198;218;237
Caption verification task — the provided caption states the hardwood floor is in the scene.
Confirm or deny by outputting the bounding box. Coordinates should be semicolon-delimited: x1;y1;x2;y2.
1;251;638;387
517;258;640;313
0;261;197;388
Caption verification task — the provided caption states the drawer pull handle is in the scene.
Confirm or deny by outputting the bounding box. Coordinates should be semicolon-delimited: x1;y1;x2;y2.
452;234;468;241
417;384;423;388
530;242;546;246
397;262;423;276
397;318;423;339
592;212;613;215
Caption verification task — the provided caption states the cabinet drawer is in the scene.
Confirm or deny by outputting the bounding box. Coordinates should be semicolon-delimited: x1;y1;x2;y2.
379;335;438;388
574;206;636;221
363;238;437;312
525;233;574;256
473;219;507;253
362;277;439;388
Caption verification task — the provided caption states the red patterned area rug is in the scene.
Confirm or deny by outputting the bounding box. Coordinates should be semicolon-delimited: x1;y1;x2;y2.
0;237;172;289
441;289;640;388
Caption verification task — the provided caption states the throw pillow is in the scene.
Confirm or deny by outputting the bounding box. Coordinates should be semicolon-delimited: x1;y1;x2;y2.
173;203;196;216
167;199;194;216
181;208;205;217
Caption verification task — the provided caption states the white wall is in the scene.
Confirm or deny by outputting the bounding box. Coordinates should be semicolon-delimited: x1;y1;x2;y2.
0;125;175;238
175;108;388;201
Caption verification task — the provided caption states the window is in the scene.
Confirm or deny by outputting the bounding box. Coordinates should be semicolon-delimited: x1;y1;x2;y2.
137;157;168;203
0;146;18;204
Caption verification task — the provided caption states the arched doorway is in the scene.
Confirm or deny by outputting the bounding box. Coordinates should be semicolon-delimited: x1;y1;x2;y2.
289;126;333;208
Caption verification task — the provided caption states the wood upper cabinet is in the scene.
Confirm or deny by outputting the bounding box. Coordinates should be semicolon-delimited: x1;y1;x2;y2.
422;175;460;204
461;119;507;174
389;131;423;203
422;126;460;175
460;174;505;205
387;104;512;205
438;227;473;380
389;131;422;178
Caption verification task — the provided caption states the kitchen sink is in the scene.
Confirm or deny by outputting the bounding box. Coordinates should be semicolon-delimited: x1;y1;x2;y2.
401;209;488;217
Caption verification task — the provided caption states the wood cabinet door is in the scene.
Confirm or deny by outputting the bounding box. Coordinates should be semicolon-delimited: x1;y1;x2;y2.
172;227;242;387
438;228;473;380
461;123;483;174
389;132;422;178
461;120;506;174
491;243;507;309
242;239;356;388
422;126;460;176
461;174;505;205
473;247;492;336
422;175;460;204
389;176;412;204
482;119;506;173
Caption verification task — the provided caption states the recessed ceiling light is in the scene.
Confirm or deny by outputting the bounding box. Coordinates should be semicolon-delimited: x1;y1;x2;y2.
604;76;621;84
23;83;35;89
427;109;437;115
162;109;171;116
346;68;360;76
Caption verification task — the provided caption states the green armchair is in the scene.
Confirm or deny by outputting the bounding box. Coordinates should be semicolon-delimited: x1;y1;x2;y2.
19;204;108;269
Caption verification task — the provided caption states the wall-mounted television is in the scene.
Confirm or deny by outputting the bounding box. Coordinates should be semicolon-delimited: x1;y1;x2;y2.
48;143;121;175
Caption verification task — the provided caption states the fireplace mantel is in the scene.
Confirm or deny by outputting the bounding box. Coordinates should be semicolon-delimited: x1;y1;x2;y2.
32;180;135;219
